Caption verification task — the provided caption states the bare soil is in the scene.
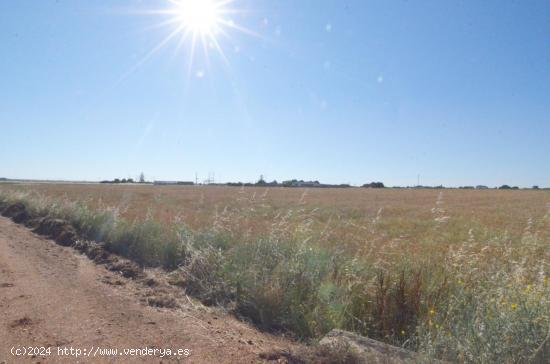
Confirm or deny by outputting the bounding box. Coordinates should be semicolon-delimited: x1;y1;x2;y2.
0;216;299;363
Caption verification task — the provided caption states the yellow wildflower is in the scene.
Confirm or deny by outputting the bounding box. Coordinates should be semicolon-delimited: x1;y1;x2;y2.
511;303;518;310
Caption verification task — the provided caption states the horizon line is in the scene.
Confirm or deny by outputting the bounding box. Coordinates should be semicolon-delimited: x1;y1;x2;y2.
0;177;547;190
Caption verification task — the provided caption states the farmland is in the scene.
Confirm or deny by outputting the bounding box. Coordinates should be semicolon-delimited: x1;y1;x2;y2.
1;183;547;243
1;183;549;362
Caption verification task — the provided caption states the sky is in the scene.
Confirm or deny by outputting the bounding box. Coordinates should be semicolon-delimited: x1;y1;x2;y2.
1;0;549;187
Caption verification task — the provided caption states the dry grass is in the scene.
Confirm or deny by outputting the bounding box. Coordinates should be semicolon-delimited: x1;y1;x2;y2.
1;183;546;243
1;183;549;363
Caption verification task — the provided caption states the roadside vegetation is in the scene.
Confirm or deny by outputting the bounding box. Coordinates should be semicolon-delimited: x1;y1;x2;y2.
0;186;549;363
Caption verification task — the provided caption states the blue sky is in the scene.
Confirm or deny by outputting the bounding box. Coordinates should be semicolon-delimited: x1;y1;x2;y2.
1;0;549;187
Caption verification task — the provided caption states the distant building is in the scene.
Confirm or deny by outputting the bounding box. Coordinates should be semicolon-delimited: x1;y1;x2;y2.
280;179;350;188
295;181;321;187
153;181;194;186
282;180;321;187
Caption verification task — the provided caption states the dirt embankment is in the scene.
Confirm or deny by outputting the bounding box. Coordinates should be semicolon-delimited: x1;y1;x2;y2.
0;204;301;363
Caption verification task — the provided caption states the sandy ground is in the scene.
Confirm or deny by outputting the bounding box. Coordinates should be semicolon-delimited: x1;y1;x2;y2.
0;216;296;363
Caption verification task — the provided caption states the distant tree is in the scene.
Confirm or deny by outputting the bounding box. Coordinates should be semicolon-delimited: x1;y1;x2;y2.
127;178;134;183
362;182;385;188
139;172;145;183
499;185;511;190
121;178;127;183
533;185;540;190
114;178;120;183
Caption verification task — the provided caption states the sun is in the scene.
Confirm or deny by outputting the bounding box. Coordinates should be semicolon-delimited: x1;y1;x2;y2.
171;0;222;35
124;0;257;82
156;0;251;66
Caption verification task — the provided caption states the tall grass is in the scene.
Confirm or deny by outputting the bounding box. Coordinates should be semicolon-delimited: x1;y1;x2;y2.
0;189;183;267
1;187;549;363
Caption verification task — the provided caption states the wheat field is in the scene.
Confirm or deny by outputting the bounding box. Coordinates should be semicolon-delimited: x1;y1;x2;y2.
1;183;549;362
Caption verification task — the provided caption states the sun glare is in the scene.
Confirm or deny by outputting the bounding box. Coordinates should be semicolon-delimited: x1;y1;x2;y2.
173;0;221;34
160;0;251;67
126;0;257;83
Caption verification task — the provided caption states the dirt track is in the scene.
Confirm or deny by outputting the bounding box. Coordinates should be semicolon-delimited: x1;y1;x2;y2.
0;216;295;363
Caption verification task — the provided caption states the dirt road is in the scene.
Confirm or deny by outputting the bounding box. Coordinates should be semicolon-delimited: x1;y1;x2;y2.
0;217;295;363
